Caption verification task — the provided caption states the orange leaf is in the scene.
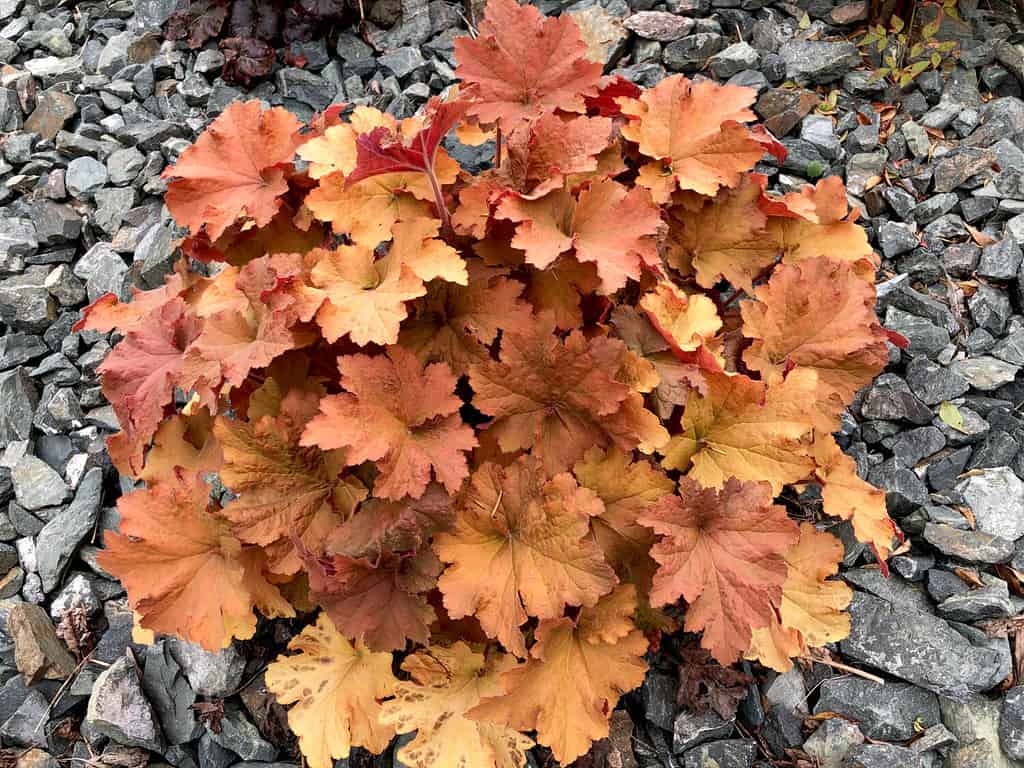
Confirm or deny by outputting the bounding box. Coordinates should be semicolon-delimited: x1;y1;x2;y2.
641;281;722;355
467;585;648;764
762;177;877;273
163;101;303;241
310;246;426;346
661;370;817;494
186;302;315;390
573;447;674;591
304;172;433;247
639;477;798;663
666;174;778;293
389;217;467;285
184;206;328;268
523;256;601;330
214;397;367;576
499;113;614;198
74;260;197;334
741;257;890;422
469;313;667;475
326;483;454;560
610;306;708;419
747;523;853;671
497;178;663;292
434;455;616;657
813;434;896;560
98;471;294;651
620;77;783;200
399;263;534;377
137;409;221;484
97;299;207;474
301;346;476;500
454;0;603;128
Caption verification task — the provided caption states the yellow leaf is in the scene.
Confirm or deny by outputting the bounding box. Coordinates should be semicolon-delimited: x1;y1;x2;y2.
265;613;397;768
380;643;535;768
640;281;722;353
813;434;895;560
939;400;966;433
661;369;818;495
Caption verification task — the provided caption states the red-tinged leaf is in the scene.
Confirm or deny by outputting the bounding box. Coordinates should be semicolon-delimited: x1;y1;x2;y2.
676;641;751;720
454;0;603;128
74;260;196;334
470;313;668;475
163;100;304;241
221;37;277;86
305;550;438;651
584;75;642;118
639;477;799;663
97;299;205;473
326;483;454;560
186;303;316;390
345;97;469;187
301;346;477;500
165;0;229;48
886;329;909;348
498;114;614;199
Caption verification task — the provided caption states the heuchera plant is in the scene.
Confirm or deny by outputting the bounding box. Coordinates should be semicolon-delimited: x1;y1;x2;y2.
80;0;905;765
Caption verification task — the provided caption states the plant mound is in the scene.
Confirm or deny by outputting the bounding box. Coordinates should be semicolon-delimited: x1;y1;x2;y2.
81;0;902;765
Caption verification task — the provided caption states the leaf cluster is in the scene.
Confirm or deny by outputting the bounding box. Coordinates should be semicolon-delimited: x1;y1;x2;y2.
858;0;959;88
164;0;350;83
84;1;901;765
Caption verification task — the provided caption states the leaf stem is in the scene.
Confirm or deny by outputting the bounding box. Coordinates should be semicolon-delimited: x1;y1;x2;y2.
425;163;453;236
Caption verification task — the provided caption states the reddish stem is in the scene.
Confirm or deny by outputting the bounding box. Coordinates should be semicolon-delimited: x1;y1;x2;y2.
425;163;453;237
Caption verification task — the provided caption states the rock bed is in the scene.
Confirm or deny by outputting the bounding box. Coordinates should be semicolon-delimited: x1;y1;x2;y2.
4;0;1024;766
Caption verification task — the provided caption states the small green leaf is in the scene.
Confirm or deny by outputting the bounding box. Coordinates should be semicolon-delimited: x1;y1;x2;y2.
922;18;942;39
884;53;898;68
910;43;924;58
806;160;826;179
938;40;958;52
910;60;931;76
799;12;810;29
899;72;914;88
931;52;942;68
890;14;905;32
869;67;890;81
939;401;966;433
877;39;887;53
